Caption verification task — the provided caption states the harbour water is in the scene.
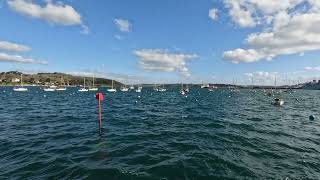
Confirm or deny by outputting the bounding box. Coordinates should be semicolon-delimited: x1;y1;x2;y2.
0;87;320;179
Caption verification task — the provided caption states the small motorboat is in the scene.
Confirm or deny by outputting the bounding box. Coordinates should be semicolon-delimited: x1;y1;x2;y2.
272;98;284;106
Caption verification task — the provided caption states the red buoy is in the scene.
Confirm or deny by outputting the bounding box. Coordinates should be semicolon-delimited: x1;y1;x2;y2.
96;93;104;134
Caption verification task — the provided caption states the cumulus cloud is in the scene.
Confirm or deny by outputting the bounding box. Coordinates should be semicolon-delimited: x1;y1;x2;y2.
0;41;31;52
223;0;320;63
223;48;267;63
0;52;47;64
0;40;47;65
114;18;131;32
209;8;218;21
7;0;87;32
133;49;198;77
224;0;256;27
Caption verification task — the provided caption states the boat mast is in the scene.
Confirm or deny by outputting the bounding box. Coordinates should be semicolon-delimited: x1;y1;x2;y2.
84;78;86;88
20;74;23;87
274;75;277;91
92;75;95;87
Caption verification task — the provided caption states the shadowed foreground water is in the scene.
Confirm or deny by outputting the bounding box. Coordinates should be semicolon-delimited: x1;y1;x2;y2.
0;87;320;179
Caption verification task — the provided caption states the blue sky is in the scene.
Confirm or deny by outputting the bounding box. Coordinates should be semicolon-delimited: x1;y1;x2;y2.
1;0;320;85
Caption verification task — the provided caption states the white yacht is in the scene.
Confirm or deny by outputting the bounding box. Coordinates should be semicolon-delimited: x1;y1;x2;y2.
44;87;56;92
158;85;167;92
78;78;89;92
201;83;209;88
13;74;28;92
56;87;67;91
153;84;159;92
180;84;186;95
89;75;98;91
135;86;142;93
107;80;117;92
56;77;67;91
120;86;129;92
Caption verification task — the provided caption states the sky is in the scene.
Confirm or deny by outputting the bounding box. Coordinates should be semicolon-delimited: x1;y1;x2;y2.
1;0;320;85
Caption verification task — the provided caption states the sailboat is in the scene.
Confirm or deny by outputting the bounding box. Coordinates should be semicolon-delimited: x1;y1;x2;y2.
208;84;217;92
78;78;89;92
129;85;135;90
44;86;56;92
107;80;117;92
200;83;209;88
13;74;28;92
89;75;98;91
272;75;284;106
180;84;186;95
135;85;142;93
56;77;67;91
120;85;129;92
153;84;159;92
184;84;190;93
158;84;167;92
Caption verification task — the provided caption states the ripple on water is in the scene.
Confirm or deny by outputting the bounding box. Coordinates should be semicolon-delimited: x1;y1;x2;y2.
0;88;320;179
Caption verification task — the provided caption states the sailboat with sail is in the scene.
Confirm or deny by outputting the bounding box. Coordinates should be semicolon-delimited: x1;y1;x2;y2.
78;78;89;92
107;80;117;92
13;74;28;92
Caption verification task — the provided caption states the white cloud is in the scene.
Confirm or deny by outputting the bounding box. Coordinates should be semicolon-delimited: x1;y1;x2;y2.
114;34;123;40
209;8;218;21
0;40;31;52
304;66;320;71
223;0;320;63
133;49;198;77
243;70;320;85
114;18;131;32
224;0;256;27
7;0;87;32
0;52;47;64
223;48;267;63
244;71;283;85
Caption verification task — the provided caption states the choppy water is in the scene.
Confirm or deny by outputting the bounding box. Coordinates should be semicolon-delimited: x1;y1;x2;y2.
0;87;320;179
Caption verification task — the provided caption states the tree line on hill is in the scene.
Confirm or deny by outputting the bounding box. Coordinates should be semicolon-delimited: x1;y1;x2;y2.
0;71;122;87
